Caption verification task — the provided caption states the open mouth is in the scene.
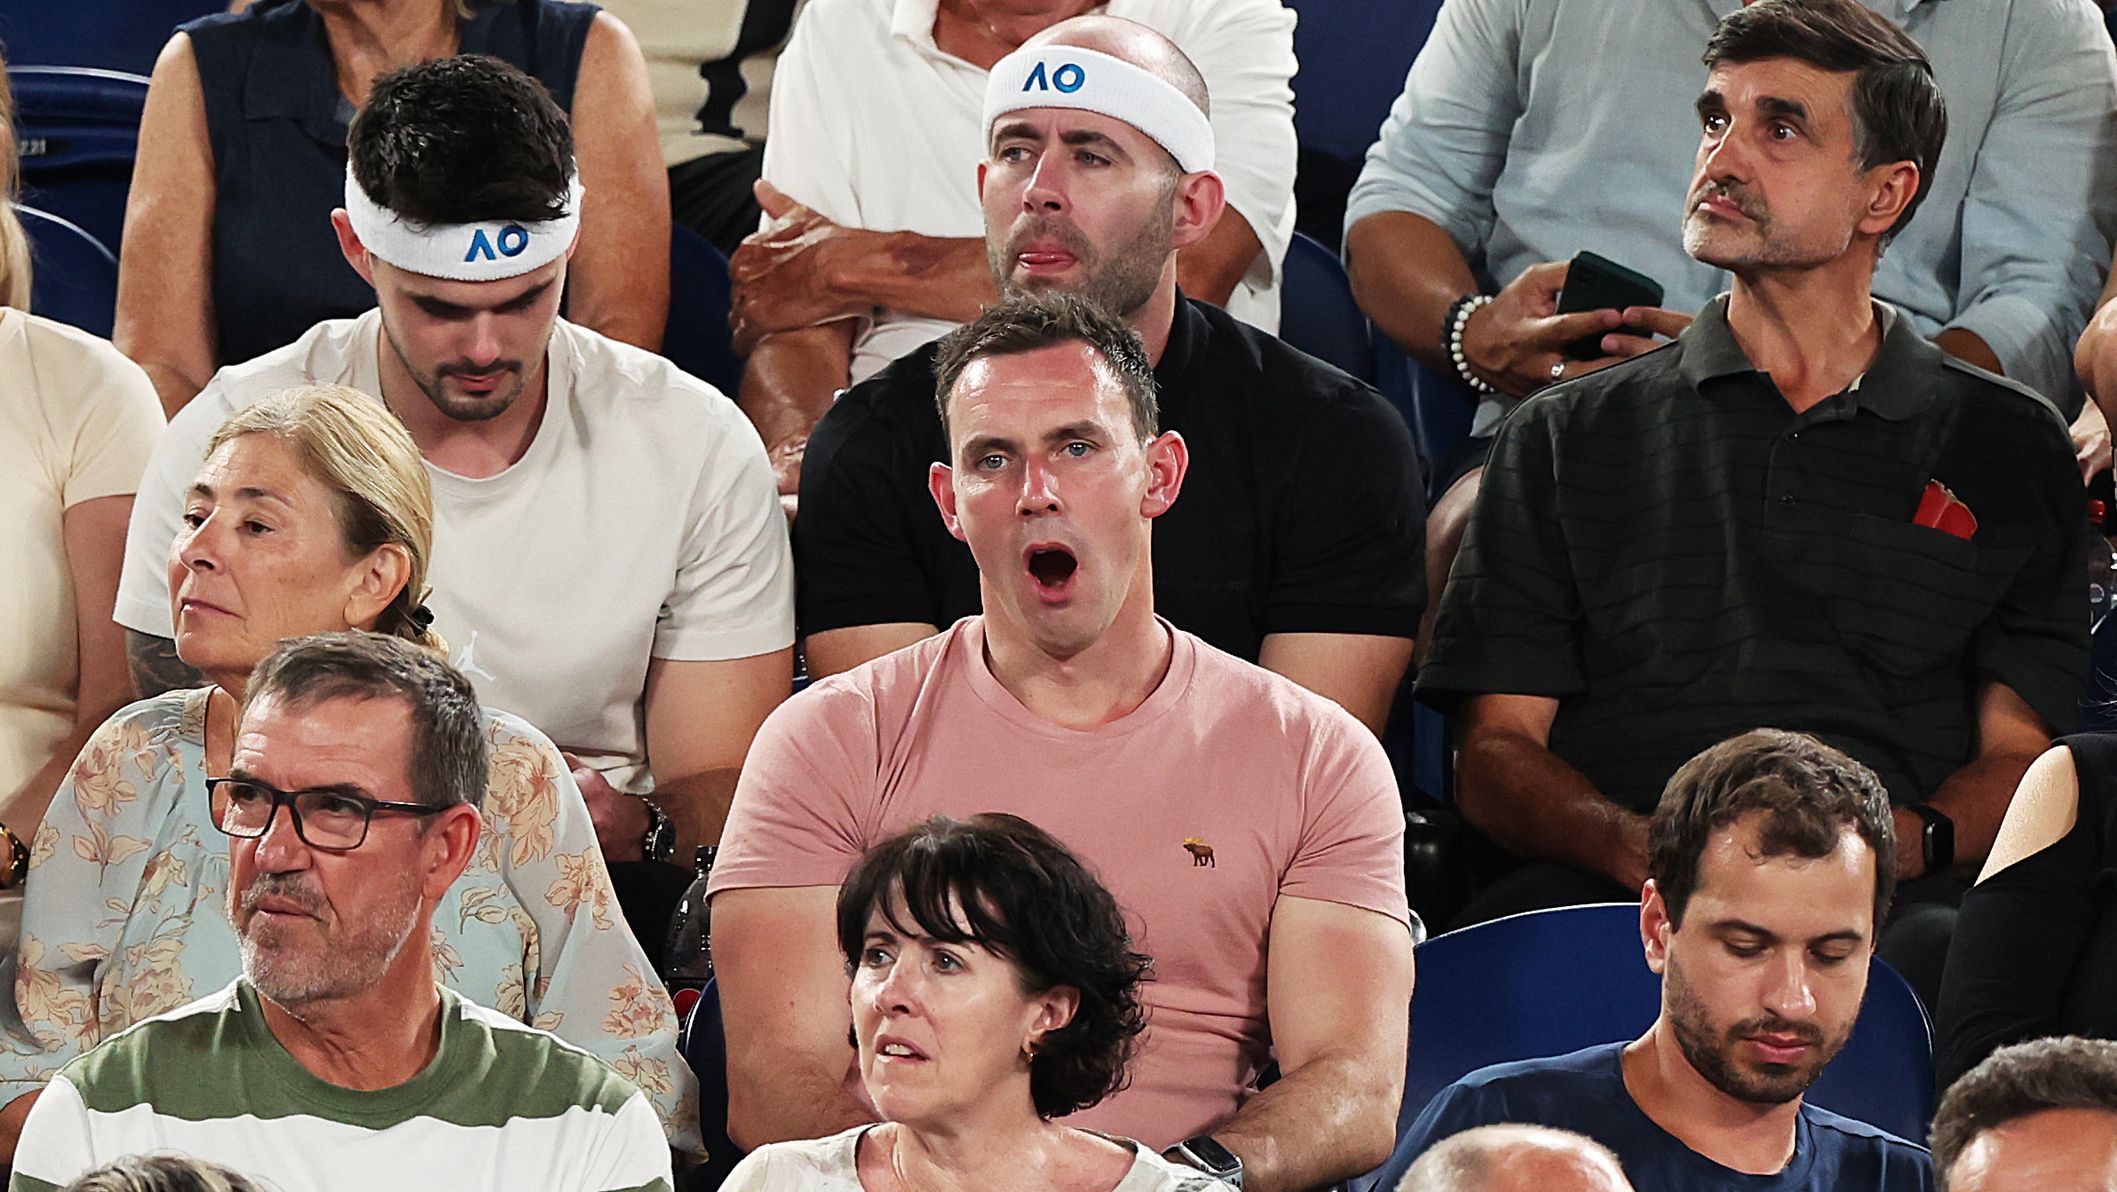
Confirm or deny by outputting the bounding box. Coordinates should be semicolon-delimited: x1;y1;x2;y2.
1026;546;1079;595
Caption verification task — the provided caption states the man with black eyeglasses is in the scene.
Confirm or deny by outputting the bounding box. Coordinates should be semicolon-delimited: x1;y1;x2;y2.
8;635;673;1192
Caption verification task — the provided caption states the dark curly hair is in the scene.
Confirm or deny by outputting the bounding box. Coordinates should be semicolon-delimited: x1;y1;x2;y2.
836;814;1153;1119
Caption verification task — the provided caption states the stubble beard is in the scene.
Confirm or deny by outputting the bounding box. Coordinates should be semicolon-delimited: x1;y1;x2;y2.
990;192;1177;321
1663;954;1849;1106
237;869;426;1009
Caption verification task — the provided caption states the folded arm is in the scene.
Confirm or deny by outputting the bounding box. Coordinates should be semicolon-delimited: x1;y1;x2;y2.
1455;693;1651;892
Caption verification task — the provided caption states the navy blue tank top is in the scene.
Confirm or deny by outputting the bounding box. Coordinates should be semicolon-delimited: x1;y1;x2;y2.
185;0;597;366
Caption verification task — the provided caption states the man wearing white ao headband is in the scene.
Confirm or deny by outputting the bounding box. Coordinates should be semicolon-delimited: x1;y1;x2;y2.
113;56;796;950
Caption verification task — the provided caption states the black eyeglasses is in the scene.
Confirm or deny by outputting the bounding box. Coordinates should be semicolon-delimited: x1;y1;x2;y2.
206;777;448;850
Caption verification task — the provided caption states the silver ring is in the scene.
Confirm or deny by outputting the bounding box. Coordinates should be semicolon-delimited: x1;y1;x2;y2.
1549;360;1567;383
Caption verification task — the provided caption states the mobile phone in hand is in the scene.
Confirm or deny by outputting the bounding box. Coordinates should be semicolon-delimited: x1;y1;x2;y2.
1556;251;1666;360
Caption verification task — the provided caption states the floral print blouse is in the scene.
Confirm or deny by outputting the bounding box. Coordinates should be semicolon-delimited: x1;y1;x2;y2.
0;689;702;1156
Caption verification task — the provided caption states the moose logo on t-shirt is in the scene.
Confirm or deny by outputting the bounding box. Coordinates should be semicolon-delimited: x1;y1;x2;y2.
1182;837;1216;868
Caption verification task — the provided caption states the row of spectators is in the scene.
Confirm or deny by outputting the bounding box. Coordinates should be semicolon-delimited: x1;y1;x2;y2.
5;0;2117;1188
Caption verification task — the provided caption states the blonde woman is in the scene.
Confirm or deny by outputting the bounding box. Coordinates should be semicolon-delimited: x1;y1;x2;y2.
0;386;699;1164
0;55;166;863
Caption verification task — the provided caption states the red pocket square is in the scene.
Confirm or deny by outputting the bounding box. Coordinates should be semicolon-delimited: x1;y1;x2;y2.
1914;480;1978;540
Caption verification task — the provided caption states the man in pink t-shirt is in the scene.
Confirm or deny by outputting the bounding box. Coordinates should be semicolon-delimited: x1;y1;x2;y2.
710;292;1415;1191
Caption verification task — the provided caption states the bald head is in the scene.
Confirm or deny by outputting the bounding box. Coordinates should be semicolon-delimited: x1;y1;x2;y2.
1398;1126;1635;1192
1020;15;1209;115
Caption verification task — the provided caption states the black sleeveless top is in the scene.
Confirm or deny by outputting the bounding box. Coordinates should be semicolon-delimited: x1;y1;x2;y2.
1936;731;2117;1088
184;0;597;366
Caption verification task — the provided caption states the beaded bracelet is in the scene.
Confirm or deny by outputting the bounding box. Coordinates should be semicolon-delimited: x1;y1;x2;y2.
1444;293;1497;395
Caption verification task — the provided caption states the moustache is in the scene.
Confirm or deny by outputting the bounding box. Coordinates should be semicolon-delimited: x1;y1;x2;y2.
1731;1015;1825;1050
438;360;523;380
241;873;326;919
1694;181;1766;221
1005;217;1094;263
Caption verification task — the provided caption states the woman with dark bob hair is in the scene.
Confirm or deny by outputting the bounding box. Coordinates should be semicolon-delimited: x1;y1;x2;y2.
721;813;1232;1191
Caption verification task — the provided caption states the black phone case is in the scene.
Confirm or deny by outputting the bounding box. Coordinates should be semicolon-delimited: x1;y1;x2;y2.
1556;251;1666;361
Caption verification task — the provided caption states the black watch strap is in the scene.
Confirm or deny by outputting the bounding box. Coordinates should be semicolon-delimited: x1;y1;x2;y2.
1908;803;1955;875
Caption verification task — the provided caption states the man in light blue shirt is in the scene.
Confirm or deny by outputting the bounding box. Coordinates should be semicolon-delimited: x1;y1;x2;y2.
1346;0;2117;643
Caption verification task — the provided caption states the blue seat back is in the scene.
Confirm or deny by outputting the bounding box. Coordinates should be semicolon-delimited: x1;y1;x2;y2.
665;224;744;397
1278;232;1373;382
680;977;747;1190
0;1;221;76
10;66;149;253
19;204;118;338
1356;902;1934;1189
1373;337;1476;500
1284;0;1443;164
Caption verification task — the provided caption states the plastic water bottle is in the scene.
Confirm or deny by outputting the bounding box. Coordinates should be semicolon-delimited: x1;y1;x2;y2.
664;845;717;996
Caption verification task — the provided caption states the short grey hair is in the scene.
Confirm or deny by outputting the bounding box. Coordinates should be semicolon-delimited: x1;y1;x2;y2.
243;632;489;811
1933;1037;2117;1189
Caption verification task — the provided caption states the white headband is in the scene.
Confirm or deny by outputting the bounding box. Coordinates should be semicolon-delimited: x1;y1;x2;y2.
983;44;1214;174
341;166;585;282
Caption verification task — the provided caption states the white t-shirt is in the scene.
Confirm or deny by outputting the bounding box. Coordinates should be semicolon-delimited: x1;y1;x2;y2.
764;0;1297;383
114;310;794;792
722;1125;1236;1191
0;309;163;796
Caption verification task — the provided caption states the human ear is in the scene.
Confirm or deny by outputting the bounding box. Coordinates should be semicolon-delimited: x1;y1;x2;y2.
928;462;965;542
1640;881;1673;974
342;543;413;633
1168;171;1227;252
1856;160;1919;240
1027;985;1081;1052
420;804;483;899
331;210;378;287
1140;431;1189;519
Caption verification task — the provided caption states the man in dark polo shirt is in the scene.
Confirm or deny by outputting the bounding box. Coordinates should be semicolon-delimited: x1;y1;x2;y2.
792;16;1427;732
1419;0;2087;1000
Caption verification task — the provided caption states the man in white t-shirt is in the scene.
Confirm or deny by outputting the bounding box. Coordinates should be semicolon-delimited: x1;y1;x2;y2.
114;57;793;934
728;0;1296;502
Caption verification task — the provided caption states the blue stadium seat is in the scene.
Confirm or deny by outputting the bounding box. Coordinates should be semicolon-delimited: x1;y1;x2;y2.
19;204;118;338
1283;0;1445;240
1373;337;1476;501
0;0;220;77
1354;902;1935;1191
1279;232;1373;381
680;977;747;1190
665;224;744;397
10;66;149;253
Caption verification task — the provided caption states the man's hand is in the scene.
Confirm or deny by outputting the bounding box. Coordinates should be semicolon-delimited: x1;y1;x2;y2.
768;435;807;519
1461;261;1687;397
2073;400;2111;484
729;181;876;353
567;751;648;863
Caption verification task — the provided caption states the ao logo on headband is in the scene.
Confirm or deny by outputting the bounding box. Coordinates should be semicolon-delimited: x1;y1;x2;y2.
465;224;533;264
1021;61;1087;94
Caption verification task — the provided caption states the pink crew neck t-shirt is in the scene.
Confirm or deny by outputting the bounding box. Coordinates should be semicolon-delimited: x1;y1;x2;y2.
709;617;1409;1147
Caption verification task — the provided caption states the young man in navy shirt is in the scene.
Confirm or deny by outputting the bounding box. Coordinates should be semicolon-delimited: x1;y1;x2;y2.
1378;730;1933;1191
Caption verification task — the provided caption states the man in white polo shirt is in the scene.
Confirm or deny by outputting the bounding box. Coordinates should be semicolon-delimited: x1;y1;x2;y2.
727;0;1297;502
114;57;794;937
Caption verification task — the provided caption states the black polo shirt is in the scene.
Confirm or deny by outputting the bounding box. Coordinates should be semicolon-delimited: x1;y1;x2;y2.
1420;297;2088;811
794;296;1429;659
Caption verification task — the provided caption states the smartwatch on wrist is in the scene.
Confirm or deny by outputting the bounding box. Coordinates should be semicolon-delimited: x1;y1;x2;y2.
1908;803;1955;876
638;797;676;864
1166;1135;1243;1187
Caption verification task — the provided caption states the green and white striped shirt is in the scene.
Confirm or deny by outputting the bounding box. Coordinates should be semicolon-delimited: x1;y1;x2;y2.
9;979;672;1192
